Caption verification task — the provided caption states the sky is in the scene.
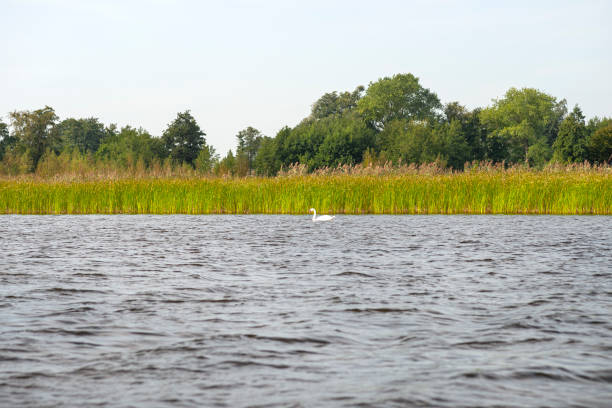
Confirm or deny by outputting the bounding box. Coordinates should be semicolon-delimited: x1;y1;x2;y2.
2;0;611;155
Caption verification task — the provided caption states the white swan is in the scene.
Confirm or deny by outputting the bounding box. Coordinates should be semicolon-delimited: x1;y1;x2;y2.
309;208;335;222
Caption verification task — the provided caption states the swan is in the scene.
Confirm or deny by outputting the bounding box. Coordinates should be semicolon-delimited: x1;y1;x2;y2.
309;208;335;222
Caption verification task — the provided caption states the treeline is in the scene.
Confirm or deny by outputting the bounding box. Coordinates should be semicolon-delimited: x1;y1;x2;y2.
0;109;216;176
1;73;611;177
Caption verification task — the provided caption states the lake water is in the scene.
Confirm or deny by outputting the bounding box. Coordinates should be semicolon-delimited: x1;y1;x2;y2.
1;215;611;407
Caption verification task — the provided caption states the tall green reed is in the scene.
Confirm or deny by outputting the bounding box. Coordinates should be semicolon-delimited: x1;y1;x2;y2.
0;167;609;215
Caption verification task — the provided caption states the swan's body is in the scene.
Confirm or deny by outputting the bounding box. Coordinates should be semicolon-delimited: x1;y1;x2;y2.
309;208;335;222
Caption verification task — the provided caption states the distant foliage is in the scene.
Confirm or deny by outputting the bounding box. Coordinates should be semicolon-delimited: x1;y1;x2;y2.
1;73;610;177
310;86;364;120
553;106;588;163
480;88;567;166
588;124;612;164
9;106;59;171
357;73;442;129
56;117;106;154
162;111;207;167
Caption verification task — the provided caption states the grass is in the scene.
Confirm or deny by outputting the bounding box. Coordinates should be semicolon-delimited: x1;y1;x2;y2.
0;164;610;215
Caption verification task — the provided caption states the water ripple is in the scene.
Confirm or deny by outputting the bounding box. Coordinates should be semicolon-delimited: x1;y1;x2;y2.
1;215;611;407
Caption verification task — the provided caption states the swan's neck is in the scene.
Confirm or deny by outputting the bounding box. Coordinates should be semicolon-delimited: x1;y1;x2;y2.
312;209;317;220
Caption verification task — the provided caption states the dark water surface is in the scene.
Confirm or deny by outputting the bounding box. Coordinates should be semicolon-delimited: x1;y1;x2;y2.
1;215;611;407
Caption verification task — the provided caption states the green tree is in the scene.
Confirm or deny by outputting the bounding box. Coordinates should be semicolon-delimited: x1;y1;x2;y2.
96;126;165;168
276;112;375;170
357;73;441;129
443;101;468;123
376;120;437;165
235;150;250;177
586;117;612;135
375;119;470;168
552;105;588;163
310;86;364;119
480;87;567;164
194;144;218;174
56;117;106;154
272;126;293;167
526;139;553;168
253;136;280;176
276;122;323;168
215;150;236;176
440;120;471;169
444;102;487;162
162;111;206;167
236;126;263;172
587;124;612;163
375;119;406;163
0;121;7;140
0;120;18;161
313;112;376;168
9;106;59;170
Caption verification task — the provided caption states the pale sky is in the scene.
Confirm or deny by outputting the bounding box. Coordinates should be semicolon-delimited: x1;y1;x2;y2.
2;0;611;155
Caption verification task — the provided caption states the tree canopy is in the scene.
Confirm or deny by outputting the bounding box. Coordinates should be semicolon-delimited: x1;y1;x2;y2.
56;117;106;154
0;120;16;161
1;72;610;177
162;111;207;167
236;126;263;172
9;106;59;170
311;86;364;120
553;106;588;163
357;73;442;129
97;126;165;168
480;87;567;165
588;124;612;163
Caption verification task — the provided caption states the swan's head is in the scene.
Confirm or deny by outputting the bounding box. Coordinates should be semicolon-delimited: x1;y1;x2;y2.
309;208;315;212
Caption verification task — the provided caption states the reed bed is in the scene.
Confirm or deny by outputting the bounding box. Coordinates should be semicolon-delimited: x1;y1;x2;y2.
0;165;610;215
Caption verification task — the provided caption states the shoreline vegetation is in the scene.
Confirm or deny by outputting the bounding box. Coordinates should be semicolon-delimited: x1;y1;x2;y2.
2;74;611;182
1;73;610;215
1;163;610;215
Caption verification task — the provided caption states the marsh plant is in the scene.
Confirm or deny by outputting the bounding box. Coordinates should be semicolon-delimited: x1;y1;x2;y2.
0;163;609;215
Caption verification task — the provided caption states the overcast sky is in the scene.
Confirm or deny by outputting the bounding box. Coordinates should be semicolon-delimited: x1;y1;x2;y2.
2;0;611;154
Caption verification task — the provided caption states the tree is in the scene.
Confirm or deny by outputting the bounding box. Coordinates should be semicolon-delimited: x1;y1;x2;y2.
310;86;364;120
162;111;206;167
9;106;59;170
587;124;612;164
374;119;405;163
440;120;471;169
236;126;263;172
235;150;250;177
373;119;471;168
313;112;376;168
444;102;468;123
0;120;18;161
215;150;236;176
276;111;375;170
0;121;7;141
480;88;567;163
526;139;553;168
357;73;442;129
254;136;280;176
552;105;588;163
56;117;106;154
276;122;323;169
587;117;612;136
444;102;487;162
272;126;293;167
376;119;436;165
194;145;218;174
96;126;165;168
